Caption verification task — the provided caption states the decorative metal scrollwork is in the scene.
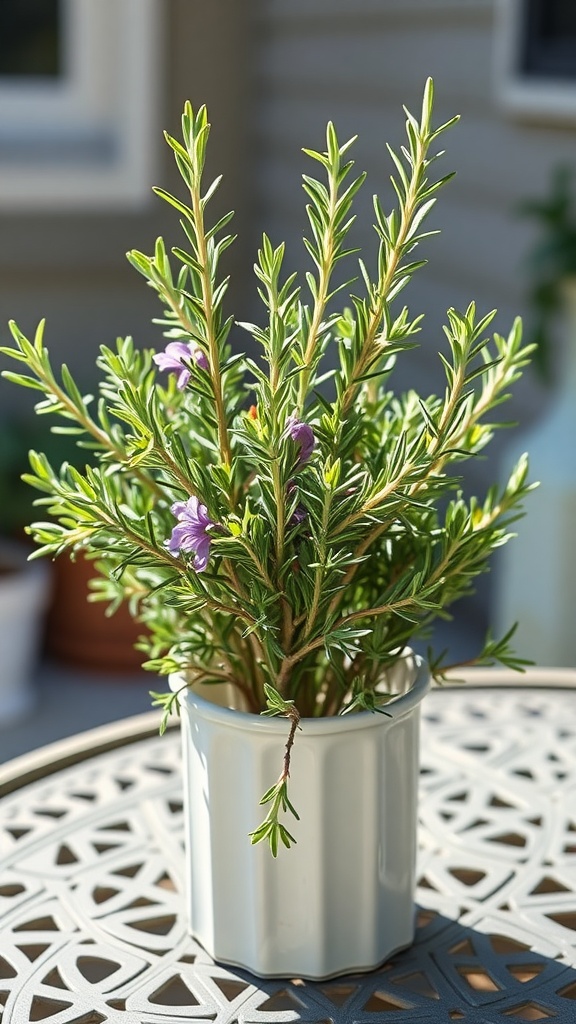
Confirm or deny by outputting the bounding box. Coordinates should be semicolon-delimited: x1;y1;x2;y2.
1;687;576;1021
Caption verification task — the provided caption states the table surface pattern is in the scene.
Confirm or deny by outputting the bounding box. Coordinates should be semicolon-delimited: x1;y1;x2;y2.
2;684;576;1022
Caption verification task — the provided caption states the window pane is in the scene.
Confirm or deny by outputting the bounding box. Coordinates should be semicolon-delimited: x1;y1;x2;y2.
539;3;576;38
0;0;61;78
522;0;576;79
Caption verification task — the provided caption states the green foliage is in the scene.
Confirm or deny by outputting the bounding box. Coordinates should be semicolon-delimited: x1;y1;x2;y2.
519;165;576;382
249;684;301;855
1;80;535;853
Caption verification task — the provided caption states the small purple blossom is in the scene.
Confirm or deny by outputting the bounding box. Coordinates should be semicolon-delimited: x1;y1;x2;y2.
289;503;307;526
287;481;308;527
167;496;214;572
285;415;315;466
153;341;208;390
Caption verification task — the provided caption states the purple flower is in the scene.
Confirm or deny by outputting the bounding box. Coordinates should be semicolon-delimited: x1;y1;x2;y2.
167;496;214;571
285;415;315;465
287;481;307;527
289;503;307;527
153;341;208;390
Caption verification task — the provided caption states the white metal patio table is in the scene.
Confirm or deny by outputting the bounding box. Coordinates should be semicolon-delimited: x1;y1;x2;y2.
2;668;576;1022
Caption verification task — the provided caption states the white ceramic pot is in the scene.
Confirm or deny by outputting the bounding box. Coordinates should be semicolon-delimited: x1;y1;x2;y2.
171;650;430;979
0;541;50;724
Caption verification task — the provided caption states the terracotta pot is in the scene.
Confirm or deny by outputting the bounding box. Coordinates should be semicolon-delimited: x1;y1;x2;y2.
44;554;145;673
171;651;430;979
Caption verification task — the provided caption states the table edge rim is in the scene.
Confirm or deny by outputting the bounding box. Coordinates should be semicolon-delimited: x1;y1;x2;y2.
2;667;576;794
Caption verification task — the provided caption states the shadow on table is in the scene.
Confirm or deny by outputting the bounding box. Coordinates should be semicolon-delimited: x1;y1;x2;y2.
3;904;576;1021
216;907;576;1022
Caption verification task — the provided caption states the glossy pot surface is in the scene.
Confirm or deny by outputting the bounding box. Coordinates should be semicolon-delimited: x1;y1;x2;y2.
172;651;430;979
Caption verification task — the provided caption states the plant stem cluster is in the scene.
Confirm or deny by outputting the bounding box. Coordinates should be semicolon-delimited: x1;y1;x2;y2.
1;80;534;852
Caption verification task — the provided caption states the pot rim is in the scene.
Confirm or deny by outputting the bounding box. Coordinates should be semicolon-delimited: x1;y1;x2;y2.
170;649;430;734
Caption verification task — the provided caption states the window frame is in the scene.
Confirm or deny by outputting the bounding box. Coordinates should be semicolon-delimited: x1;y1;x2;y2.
495;0;576;124
0;0;162;210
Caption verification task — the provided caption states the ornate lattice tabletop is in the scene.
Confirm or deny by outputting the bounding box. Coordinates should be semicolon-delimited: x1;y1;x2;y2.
2;671;576;1022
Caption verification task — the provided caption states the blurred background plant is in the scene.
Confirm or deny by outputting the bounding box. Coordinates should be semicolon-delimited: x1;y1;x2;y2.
519;165;576;384
0;419;75;539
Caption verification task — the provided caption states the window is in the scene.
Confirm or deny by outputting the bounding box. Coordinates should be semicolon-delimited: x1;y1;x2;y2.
495;0;576;122
0;0;162;209
0;0;61;77
521;1;576;80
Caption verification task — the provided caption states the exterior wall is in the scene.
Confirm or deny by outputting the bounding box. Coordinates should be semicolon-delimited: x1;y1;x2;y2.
0;0;255;419
251;0;576;644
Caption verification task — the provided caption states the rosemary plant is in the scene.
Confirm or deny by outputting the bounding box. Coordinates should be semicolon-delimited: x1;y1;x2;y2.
2;80;533;855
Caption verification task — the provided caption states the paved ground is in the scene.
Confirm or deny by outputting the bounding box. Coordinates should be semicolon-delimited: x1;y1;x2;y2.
0;658;154;764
